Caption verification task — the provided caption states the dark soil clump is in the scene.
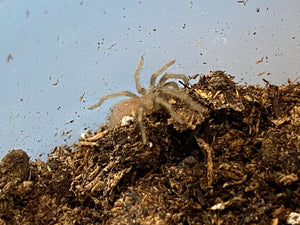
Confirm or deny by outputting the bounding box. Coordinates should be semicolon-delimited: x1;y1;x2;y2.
0;71;299;224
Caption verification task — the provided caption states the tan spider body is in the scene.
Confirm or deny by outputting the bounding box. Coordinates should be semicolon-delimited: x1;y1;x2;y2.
89;57;205;145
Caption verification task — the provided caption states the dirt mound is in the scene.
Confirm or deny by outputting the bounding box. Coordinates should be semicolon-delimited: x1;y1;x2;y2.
0;71;299;225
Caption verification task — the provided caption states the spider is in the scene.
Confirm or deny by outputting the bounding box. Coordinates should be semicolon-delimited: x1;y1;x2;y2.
88;56;206;145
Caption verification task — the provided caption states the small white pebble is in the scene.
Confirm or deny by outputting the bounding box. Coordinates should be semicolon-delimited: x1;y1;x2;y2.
149;142;153;148
287;212;300;225
121;116;134;126
211;203;225;210
80;132;87;139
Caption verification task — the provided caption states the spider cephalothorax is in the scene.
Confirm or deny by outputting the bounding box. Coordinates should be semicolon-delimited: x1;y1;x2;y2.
89;57;206;145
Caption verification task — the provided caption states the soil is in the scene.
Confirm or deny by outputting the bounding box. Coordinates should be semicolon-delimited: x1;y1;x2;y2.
0;71;299;225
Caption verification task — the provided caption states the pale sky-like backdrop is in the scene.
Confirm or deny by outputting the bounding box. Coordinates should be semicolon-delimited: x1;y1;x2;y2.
0;0;299;160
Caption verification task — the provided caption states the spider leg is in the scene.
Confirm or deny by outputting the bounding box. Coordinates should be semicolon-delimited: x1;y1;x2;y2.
150;60;176;88
158;73;189;87
163;81;179;89
154;96;185;124
134;56;146;94
88;91;139;110
137;106;147;145
161;87;206;113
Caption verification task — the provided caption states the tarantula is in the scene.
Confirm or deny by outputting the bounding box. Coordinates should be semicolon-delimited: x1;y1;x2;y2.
89;56;206;145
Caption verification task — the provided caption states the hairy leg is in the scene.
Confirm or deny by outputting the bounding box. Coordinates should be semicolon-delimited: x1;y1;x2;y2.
162;81;179;89
154;96;185;124
158;73;189;87
137;106;147;145
161;87;207;113
150;60;176;88
134;56;146;94
88;91;139;110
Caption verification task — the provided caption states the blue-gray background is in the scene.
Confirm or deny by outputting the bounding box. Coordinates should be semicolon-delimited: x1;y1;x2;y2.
0;0;299;160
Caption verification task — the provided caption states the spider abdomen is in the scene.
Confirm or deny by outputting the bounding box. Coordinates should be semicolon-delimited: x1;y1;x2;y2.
108;98;140;127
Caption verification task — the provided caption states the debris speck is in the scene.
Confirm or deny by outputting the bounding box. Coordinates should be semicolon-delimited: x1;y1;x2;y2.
257;71;266;76
6;54;13;63
79;92;85;102
52;79;59;86
256;57;264;64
